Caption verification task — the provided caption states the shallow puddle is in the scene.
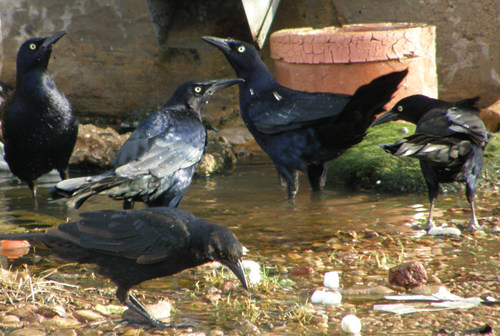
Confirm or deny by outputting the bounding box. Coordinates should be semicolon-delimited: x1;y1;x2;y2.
0;160;498;335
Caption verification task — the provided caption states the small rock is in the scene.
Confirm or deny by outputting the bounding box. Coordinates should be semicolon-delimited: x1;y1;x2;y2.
311;289;342;305
389;261;427;289
50;330;77;336
7;305;37;318
42;316;80;328
221;280;238;292
7;328;46;336
1;314;20;324
237;319;260;335
480;100;500;132
341;314;362;334
0;240;31;258
342;284;394;299
94;304;126;316
37;305;67;318
73;309;104;323
409;284;444;295
70;124;129;170
323;271;340;289
204;293;222;304
196;130;237;176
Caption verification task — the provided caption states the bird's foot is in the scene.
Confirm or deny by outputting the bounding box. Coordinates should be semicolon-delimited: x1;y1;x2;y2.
412;220;433;231
457;219;482;233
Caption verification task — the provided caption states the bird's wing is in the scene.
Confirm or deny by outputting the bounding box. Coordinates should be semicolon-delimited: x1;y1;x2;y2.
445;108;488;147
46;208;195;264
417;107;488;148
383;133;473;166
114;137;204;179
248;87;351;134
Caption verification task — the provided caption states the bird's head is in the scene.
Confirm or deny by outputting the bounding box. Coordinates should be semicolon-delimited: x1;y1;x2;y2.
205;227;248;290
202;36;264;80
171;79;244;113
370;94;439;127
16;31;66;73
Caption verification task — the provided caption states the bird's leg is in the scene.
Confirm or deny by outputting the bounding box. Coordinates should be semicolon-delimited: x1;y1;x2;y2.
123;200;135;210
424;200;435;231
116;288;165;329
276;166;299;199
125;293;166;329
28;181;37;200
465;185;481;232
58;168;69;180
420;162;439;232
28;180;39;210
307;163;327;192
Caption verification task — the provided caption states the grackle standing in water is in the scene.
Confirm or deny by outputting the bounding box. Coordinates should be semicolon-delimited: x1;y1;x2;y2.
1;31;78;199
0;207;248;329
51;78;243;209
370;95;489;232
202;36;407;198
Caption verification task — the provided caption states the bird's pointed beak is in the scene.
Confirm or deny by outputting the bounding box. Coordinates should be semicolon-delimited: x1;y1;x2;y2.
201;36;231;54
41;31;66;51
224;259;248;290
370;110;400;127
208;78;245;95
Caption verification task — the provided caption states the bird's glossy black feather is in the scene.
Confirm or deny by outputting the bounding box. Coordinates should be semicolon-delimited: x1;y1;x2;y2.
1;31;78;198
0;207;247;328
203;36;407;198
51;79;242;209
372;95;489;232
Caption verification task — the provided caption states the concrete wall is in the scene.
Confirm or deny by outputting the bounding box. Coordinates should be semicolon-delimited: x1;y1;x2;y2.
0;0;498;126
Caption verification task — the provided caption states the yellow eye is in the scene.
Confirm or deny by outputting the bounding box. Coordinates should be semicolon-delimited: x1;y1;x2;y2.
194;86;202;94
397;105;403;112
29;43;37;50
237;45;246;53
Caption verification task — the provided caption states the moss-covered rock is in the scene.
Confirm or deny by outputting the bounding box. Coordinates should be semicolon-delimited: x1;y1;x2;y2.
326;122;500;193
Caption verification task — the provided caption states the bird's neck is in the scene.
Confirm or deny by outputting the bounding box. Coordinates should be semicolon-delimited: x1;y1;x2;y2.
16;69;56;97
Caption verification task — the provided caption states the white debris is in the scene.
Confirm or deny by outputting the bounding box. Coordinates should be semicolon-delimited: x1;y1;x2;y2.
385;286;461;302
341;314;362;334
375;286;483;315
242;260;261;285
311;289;342;305
323;271;340;289
427;226;461;236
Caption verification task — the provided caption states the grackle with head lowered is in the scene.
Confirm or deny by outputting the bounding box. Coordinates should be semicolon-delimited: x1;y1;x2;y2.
0;207;248;329
370;95;489;232
51;79;242;209
202;36;407;199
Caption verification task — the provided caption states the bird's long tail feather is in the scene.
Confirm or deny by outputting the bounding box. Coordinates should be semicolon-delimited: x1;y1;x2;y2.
319;69;408;148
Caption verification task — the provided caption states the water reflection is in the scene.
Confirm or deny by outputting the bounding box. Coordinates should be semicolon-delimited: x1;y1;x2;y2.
0;160;479;247
0;160;497;334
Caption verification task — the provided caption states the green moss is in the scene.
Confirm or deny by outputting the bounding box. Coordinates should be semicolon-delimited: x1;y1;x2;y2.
326;122;500;193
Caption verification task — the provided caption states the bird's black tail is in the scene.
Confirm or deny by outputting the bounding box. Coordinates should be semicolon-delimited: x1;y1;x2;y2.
318;69;408;148
50;173;123;209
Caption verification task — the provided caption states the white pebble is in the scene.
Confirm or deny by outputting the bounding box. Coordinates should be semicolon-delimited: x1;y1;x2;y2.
427;226;461;236
311;289;342;305
341;314;361;334
323;271;340;288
